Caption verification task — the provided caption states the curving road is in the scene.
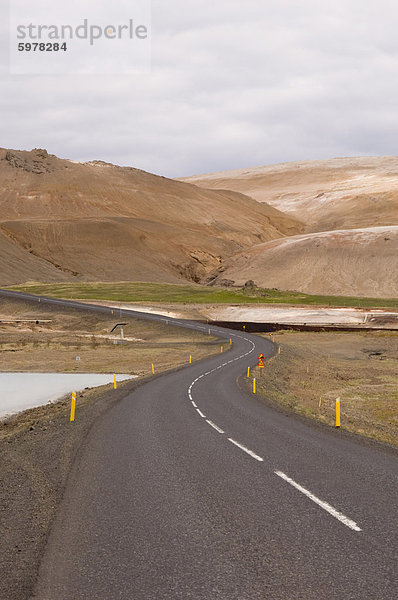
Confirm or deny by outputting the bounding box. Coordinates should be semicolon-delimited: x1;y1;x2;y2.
1;290;397;599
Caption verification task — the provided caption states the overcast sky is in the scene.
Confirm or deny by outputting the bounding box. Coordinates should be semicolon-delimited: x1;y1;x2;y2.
1;0;398;177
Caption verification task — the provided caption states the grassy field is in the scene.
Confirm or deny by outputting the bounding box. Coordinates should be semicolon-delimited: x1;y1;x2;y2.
6;281;398;308
251;331;398;447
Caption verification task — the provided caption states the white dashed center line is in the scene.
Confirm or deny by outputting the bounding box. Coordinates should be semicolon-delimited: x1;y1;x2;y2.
188;333;255;438
206;420;225;434
275;471;362;532
178;322;362;533
228;438;264;462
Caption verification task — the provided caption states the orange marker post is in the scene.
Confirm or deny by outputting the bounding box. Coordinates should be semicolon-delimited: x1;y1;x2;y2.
336;398;341;428
70;392;76;422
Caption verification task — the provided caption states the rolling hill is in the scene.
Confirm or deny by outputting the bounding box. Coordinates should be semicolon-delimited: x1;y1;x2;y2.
208;226;398;298
180;157;398;298
0;148;303;286
2;149;396;298
180;157;398;233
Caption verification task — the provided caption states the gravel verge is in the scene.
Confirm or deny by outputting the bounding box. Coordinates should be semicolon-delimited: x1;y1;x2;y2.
0;377;145;600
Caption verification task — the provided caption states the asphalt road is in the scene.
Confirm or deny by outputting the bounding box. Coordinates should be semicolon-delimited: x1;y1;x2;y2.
1;290;397;599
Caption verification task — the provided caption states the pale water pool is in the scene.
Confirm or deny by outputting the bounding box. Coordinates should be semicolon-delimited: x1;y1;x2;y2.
0;373;136;418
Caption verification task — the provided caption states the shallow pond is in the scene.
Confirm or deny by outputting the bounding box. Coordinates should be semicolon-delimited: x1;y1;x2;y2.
0;373;136;418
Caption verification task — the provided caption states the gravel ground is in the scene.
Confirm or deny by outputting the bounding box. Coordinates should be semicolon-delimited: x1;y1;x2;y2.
0;377;148;600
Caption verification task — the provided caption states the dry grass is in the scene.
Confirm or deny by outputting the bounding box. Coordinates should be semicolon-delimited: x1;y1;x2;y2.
0;297;221;377
253;331;398;446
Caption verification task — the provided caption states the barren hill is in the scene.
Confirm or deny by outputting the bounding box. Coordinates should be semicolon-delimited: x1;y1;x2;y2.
180;157;398;233
181;157;398;297
0;148;303;286
209;226;398;298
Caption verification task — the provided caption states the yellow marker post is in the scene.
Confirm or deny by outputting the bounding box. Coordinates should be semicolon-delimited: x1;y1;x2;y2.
70;392;76;422
189;355;192;364
166;320;168;325
152;363;155;375
230;338;232;345
336;397;341;428
253;378;256;394
114;374;117;390
208;329;211;335
38;298;41;303
243;325;246;330
220;346;223;353
278;347;281;355
247;366;250;378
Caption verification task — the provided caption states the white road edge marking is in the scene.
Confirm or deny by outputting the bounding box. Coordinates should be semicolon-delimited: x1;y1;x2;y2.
228;438;264;462
274;471;362;532
206;420;224;434
196;408;206;418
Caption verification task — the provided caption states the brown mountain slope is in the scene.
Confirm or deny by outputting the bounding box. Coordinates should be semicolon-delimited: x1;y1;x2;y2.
0;148;303;286
180;157;398;232
210;226;398;298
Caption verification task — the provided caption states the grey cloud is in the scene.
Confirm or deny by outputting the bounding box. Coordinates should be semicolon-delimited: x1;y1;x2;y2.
1;0;398;176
